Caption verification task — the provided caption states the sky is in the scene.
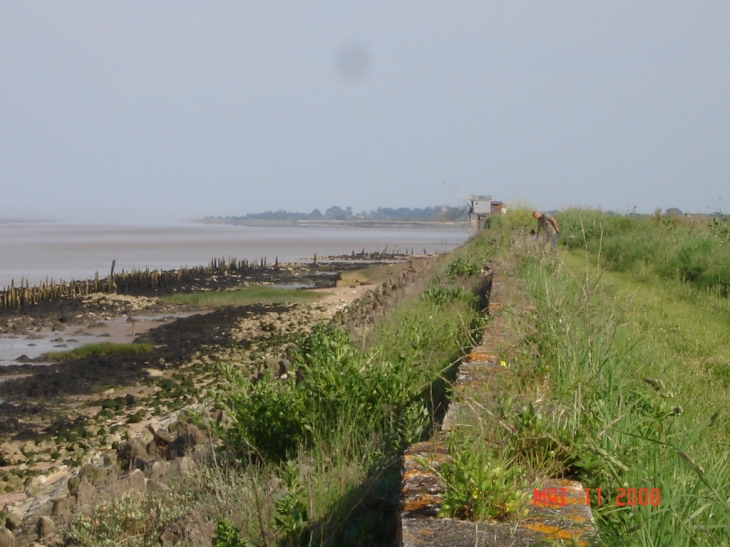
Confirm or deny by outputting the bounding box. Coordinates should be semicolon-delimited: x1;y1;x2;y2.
1;2;729;223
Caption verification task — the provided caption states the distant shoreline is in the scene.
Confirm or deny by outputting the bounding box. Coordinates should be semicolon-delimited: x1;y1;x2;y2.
191;218;469;229
0;218;56;225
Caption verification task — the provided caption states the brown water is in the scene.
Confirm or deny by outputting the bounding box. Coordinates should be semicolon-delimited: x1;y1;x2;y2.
0;222;467;288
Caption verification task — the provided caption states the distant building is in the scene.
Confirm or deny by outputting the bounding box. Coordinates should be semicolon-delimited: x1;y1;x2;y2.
491;201;506;215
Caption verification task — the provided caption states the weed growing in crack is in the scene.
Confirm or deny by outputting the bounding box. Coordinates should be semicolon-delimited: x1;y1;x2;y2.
437;435;527;521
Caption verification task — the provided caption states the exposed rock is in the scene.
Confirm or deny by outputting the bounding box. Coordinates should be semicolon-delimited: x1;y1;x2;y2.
137;427;153;445
166;424;205;460
33;439;56;452
67;476;79;495
51;498;74;519
145;439;160;459
116;469;147;496
74;478;97;512
0;443;26;466
23;475;47;497
147;460;170;481
159;510;214;547
4;513;21;532
191;443;215;466
115;440;149;471
146;425;173;458
132;456;151;471
147;478;169;493
103;434;121;447
146;462;171;491
173;456;194;475
149;424;174;444
0;527;15;547
35;516;55;539
209;409;231;428
263;355;279;374
0;261;396;544
159;522;183;546
75;468;147;513
78;464;113;485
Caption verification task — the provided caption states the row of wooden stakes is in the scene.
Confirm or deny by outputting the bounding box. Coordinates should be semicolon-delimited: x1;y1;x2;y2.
0;257;276;311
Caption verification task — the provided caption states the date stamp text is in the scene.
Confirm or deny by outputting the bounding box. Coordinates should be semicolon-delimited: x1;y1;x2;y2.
533;487;661;507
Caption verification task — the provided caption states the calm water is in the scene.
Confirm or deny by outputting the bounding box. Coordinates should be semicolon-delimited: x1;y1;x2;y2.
0;222;467;288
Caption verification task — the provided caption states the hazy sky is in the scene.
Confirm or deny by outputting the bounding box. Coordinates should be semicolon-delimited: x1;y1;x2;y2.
1;2;729;223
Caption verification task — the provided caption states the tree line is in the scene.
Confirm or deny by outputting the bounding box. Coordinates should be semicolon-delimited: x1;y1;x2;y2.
200;205;468;223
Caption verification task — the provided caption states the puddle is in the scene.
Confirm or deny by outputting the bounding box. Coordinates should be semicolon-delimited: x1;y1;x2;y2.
0;313;192;366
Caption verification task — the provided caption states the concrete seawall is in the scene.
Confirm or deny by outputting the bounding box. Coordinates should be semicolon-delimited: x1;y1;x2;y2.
399;266;598;546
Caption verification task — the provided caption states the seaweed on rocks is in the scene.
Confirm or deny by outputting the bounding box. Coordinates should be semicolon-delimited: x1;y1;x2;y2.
0;304;291;399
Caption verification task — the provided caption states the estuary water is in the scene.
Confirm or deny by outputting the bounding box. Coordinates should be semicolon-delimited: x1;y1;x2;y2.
0;222;468;288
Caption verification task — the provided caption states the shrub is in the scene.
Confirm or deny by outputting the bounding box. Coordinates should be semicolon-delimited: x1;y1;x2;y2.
212;517;255;547
446;257;480;279
66;491;192;547
217;324;433;462
437;437;527;521
421;286;475;306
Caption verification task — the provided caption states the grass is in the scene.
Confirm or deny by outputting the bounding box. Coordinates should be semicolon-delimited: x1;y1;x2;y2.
62;246;491;547
336;263;406;287
40;342;153;362
66;487;195;547
557;208;730;295
211;270;486;544
529;254;730;545
444;209;730;545
161;285;327;307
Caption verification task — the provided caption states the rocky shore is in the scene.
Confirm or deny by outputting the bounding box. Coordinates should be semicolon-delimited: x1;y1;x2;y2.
0;255;437;546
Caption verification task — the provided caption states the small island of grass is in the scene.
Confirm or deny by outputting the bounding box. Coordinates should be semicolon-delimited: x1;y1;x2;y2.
161;285;326;308
40;342;154;362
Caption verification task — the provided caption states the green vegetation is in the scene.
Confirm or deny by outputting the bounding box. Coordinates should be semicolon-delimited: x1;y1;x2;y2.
217;310;464;464
212;256;485;544
437;436;526;521
445;209;730;546
558;209;730;294
67;491;193;547
213;517;255;547
161;285;325;307
62;248;488;547
40;342;153;362
421;285;474;306
445;256;481;279
199;204;467;224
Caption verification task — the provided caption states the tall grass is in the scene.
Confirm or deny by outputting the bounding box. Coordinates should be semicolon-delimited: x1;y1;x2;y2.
462;209;730;545
557;209;730;295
